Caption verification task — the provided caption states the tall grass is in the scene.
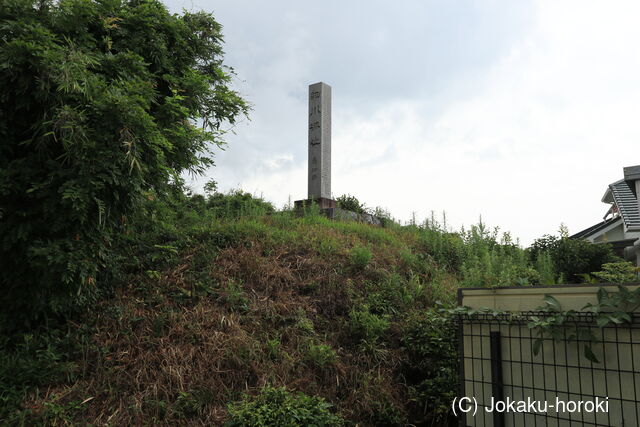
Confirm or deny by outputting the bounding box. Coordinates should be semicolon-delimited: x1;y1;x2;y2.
2;190;566;425
412;215;543;287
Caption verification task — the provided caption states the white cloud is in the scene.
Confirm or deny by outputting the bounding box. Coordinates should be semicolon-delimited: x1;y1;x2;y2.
343;0;640;245
184;0;640;245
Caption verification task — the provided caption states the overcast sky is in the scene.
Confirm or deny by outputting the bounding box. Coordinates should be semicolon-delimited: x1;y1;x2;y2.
167;0;640;246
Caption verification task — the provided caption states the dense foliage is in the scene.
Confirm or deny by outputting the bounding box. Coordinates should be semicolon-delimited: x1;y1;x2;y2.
205;189;275;219
590;261;640;284
0;0;248;327
1;1;634;421
226;386;343;427
2;188;637;425
336;194;395;227
402;309;458;426
336;194;366;214
528;234;620;283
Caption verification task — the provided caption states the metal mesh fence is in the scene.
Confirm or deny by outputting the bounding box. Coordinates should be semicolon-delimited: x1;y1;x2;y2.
457;312;640;427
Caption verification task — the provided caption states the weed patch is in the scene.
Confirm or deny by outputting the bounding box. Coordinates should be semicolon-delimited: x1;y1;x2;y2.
349;246;372;270
226;386;343;426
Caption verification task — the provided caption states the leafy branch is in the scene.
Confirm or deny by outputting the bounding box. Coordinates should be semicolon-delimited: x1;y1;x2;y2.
450;286;640;363
528;286;640;363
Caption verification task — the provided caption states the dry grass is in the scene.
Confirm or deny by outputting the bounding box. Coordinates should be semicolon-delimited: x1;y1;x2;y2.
20;218;453;425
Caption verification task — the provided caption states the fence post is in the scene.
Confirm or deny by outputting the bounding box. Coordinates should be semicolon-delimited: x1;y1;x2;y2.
490;331;505;427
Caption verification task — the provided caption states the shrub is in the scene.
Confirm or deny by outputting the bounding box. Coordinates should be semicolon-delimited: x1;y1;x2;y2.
416;226;465;272
349;305;389;342
529;235;620;283
527;234;558;261
317;236;340;256
458;222;535;287
206;190;274;219
221;280;249;312
336;194;365;214
225;386;343;426
514;266;541;286
364;273;428;316
553;238;619;283
295;318;315;335
173;389;214;418
0;329;80;419
369;400;407;426
304;341;337;369
536;251;556;285
265;337;281;360
371;206;396;228
349;246;372;270
401;310;457;426
591;262;639;283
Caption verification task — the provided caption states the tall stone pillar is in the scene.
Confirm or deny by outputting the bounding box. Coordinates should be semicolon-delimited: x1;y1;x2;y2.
308;82;331;200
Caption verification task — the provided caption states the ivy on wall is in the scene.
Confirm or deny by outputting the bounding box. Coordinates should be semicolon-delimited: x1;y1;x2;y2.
453;284;640;363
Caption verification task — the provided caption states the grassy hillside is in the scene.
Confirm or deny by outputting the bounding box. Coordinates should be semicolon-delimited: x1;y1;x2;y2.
0;191;568;425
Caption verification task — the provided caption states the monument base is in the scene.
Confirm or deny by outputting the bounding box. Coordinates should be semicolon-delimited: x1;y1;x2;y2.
293;199;383;226
323;208;383;227
294;197;336;211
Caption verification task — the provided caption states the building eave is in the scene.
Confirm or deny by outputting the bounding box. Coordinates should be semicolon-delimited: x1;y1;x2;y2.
570;217;623;240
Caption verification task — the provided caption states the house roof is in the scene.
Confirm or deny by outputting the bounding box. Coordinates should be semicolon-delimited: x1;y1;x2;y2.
570;217;622;240
609;179;640;230
571;178;640;240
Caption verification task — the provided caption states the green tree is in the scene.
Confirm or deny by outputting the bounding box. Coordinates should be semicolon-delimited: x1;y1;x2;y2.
528;235;620;283
0;0;248;328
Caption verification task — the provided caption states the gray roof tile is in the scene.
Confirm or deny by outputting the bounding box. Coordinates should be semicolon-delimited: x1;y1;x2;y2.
610;179;640;229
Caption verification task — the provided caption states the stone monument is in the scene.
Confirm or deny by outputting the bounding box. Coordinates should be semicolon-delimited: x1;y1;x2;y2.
295;82;336;210
293;83;383;225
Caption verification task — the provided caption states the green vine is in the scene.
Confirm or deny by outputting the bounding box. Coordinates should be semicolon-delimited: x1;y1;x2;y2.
527;295;598;362
450;285;640;363
445;304;509;318
529;286;640;363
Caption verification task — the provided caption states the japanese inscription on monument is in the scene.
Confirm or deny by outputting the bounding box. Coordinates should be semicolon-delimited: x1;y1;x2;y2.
308;82;331;199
